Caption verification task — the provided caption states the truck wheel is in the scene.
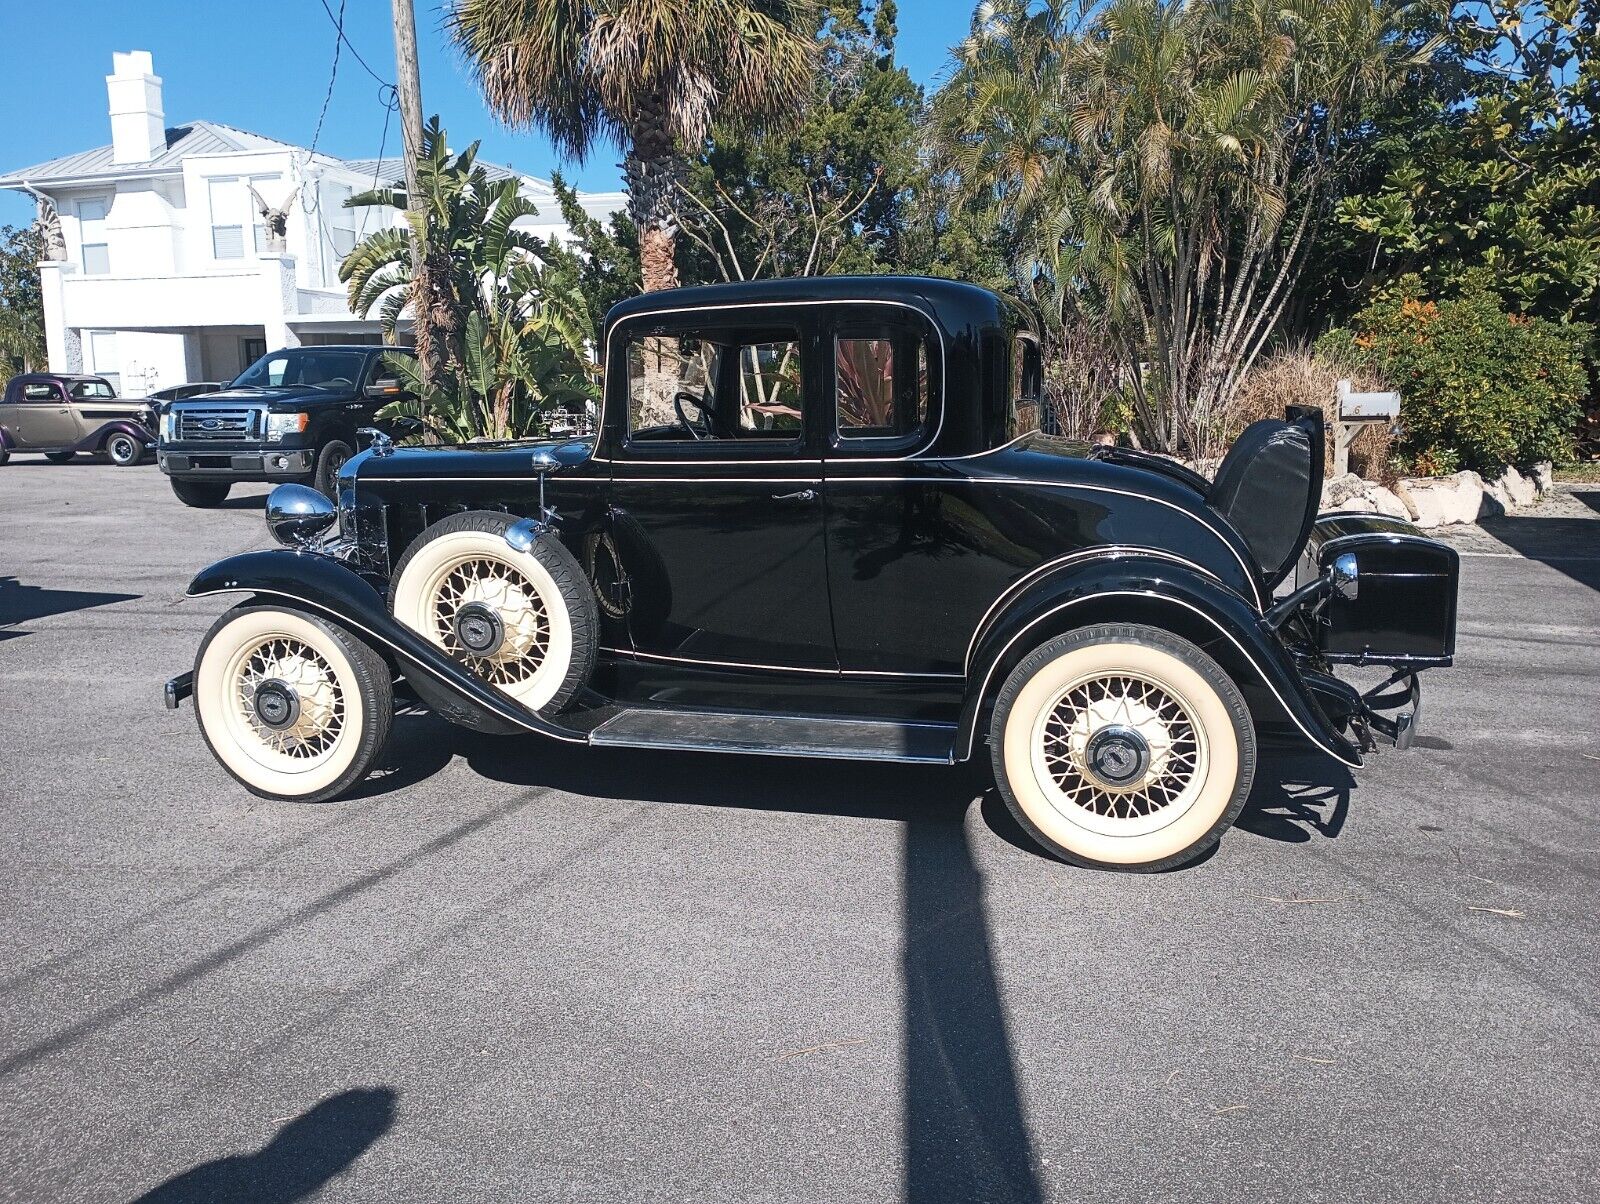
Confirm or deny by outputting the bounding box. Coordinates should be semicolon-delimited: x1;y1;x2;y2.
171;479;231;508
990;623;1256;872
44;450;74;464
314;439;353;500
106;432;143;466
389;510;597;713
193;604;393;803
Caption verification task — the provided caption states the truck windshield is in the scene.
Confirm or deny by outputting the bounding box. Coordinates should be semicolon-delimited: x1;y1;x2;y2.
231;350;367;390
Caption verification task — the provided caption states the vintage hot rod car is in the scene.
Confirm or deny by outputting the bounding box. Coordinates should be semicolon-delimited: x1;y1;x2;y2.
163;277;1458;871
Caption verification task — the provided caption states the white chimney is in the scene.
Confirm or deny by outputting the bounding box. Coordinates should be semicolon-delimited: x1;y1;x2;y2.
106;51;166;163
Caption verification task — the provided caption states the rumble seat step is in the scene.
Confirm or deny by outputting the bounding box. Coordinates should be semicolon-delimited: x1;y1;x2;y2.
587;709;957;764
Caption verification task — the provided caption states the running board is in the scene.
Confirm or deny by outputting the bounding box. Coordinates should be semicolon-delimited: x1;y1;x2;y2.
587;708;957;764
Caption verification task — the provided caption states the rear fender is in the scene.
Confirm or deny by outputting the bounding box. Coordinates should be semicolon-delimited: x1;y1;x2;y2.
187;550;584;742
957;553;1361;767
0;426;13;451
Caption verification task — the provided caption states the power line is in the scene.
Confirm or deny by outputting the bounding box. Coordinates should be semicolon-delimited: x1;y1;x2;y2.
308;0;347;155
316;0;393;88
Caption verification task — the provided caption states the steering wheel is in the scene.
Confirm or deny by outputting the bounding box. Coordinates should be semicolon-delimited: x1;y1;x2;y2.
673;391;713;440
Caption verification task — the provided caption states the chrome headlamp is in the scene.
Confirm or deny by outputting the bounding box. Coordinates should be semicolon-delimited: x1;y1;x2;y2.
266;484;336;548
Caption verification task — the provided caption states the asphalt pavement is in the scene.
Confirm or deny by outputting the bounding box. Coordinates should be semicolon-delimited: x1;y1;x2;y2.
1;460;1597;1203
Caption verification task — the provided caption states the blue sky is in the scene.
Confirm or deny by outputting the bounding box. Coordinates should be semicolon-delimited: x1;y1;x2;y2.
0;0;973;230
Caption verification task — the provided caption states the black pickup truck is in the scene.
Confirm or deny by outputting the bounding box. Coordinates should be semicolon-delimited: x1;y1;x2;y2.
157;345;414;507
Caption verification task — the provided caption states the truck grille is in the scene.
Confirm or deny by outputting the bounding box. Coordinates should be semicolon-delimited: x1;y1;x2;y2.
177;408;257;441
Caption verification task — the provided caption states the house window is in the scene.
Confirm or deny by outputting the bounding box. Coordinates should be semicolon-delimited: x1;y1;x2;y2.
79;198;110;274
209;177;246;260
328;183;357;261
248;174;284;253
87;331;120;393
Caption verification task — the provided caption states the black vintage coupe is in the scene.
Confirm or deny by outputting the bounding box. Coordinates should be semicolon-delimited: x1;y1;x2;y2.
164;277;1458;871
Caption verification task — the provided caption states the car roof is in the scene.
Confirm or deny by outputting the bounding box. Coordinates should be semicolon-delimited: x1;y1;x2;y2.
602;275;1011;341
9;372;111;383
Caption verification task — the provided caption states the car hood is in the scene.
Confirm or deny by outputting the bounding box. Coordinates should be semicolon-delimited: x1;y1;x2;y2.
352;436;596;480
169;384;353;408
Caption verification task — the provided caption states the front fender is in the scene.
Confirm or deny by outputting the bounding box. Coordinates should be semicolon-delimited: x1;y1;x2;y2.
958;554;1361;767
187;550;584;743
78;419;155;451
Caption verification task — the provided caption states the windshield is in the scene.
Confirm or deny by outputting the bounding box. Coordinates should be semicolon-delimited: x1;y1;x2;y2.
69;380;117;400
231;350;367;390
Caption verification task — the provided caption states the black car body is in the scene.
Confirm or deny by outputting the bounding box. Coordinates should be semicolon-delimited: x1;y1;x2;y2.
166;277;1459;871
156;345;414;506
0;373;157;466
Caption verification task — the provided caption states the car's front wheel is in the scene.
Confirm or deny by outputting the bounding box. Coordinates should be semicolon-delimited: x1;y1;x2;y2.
990;623;1256;872
170;479;231;508
105;431;143;466
193;605;393;802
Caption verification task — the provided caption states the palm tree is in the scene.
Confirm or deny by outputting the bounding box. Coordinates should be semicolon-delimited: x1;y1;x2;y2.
339;117;597;441
447;0;818;292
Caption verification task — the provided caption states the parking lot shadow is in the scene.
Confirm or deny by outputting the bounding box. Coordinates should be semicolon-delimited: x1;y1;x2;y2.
129;1087;396;1203
1475;495;1600;591
0;575;138;635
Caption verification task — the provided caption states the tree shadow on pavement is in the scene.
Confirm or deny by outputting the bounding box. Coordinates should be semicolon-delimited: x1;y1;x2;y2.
0;575;138;634
130;1087;396;1203
1473;495;1600;591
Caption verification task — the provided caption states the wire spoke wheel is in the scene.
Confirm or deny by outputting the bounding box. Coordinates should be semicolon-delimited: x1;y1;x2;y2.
992;625;1255;871
427;555;552;687
1033;671;1206;833
230;635;346;763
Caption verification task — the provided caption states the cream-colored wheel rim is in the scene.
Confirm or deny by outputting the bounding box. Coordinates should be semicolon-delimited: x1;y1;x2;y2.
1002;641;1240;865
392;530;574;709
196;609;366;797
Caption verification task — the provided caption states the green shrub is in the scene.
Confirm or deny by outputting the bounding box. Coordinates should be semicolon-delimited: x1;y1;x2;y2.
1317;275;1590;473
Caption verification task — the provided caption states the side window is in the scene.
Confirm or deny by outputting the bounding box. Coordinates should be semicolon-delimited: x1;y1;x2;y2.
835;325;929;441
21;383;61;402
625;326;803;444
1012;335;1042;437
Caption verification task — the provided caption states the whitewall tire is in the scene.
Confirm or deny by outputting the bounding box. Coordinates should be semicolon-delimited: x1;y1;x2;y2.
194;605;393;803
389;511;597;713
990;623;1256;871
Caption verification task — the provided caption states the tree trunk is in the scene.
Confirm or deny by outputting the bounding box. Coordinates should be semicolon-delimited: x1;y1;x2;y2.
639;224;679;293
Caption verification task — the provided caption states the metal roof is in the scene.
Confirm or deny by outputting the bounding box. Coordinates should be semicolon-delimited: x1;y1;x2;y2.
341;156;534;189
0;121;293;187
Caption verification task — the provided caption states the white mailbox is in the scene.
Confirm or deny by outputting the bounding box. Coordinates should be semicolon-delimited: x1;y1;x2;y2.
1332;380;1400;477
1336;379;1400;421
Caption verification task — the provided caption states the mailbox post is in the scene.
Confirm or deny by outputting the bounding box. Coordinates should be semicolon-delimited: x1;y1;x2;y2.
1333;379;1400;477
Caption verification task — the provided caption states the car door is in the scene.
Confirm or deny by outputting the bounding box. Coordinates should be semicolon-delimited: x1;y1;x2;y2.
603;309;837;671
15;381;81;448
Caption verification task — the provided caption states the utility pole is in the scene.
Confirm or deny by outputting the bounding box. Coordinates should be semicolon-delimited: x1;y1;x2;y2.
391;0;432;386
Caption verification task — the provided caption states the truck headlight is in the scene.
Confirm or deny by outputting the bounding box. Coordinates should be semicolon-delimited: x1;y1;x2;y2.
160;410;175;442
266;412;309;442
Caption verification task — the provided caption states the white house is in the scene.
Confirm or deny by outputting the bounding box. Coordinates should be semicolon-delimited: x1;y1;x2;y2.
0;50;625;394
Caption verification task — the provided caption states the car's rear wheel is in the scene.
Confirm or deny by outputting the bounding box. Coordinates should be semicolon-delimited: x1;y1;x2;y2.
171;479;231;508
44;450;74;464
0;442;9;466
194;604;393;803
106;431;143;466
389;511;597;713
990;623;1256;872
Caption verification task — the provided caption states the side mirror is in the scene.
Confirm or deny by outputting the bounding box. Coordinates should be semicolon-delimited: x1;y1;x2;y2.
364;378;405;400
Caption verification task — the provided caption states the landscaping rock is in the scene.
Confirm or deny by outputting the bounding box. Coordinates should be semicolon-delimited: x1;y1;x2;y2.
1320;472;1368;509
1396;471;1485;529
1321;473;1411;520
1495;465;1539;509
1366;484;1411;520
1532;461;1553;494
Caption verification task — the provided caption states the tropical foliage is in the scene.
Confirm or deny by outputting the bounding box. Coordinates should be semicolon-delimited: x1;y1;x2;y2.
0;224;47;372
339;118;595;442
1319;275;1590;471
447;0;818;292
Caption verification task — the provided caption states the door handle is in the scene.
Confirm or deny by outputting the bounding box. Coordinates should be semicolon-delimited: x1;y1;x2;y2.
771;488;817;502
